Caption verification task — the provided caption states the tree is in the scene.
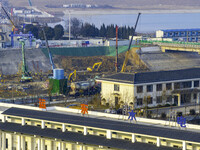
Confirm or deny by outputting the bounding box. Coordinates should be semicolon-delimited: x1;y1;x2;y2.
81;23;99;37
38;26;55;40
24;24;39;39
54;24;64;40
70;17;82;39
99;24;106;37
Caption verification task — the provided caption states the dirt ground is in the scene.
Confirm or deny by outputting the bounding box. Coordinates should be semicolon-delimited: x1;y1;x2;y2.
54;48;149;80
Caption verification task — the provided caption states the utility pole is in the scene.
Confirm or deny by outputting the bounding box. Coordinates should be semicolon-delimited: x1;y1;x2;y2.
115;25;118;72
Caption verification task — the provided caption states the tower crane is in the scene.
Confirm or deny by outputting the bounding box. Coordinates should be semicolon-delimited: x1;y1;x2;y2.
121;13;141;72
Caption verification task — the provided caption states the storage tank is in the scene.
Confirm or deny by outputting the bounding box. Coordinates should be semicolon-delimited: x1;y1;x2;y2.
53;69;64;80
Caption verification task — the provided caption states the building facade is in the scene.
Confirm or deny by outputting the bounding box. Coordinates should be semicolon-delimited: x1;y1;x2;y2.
156;29;200;42
97;68;200;108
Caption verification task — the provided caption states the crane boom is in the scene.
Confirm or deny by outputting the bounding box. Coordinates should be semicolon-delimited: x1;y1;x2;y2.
42;28;55;70
121;13;141;72
1;5;16;30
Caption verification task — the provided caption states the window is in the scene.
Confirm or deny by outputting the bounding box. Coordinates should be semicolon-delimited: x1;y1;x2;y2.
156;96;162;103
194;81;199;87
25;142;28;150
147;97;153;104
166;96;172;103
156;84;162;91
174;82;180;89
137;98;143;106
114;84;119;91
137;86;143;93
182;81;192;88
193;93;197;99
6;139;8;148
147;85;153;92
166;83;172;90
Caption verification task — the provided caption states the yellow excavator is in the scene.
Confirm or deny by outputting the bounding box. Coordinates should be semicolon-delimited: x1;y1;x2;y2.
87;62;102;72
121;13;141;72
68;70;76;82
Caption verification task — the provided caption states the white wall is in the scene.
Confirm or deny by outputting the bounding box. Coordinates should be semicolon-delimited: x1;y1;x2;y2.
156;30;164;38
100;81;134;106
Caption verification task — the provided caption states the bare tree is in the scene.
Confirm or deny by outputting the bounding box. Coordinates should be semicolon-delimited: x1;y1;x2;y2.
68;17;82;39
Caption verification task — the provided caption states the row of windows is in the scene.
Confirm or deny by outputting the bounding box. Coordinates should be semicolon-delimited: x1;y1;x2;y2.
164;31;200;37
137;96;173;106
136;81;199;93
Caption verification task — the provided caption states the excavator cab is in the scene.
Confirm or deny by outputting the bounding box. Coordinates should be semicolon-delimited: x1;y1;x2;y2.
87;62;102;72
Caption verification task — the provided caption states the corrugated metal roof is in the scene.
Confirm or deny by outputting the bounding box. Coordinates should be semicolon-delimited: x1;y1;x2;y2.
98;68;200;84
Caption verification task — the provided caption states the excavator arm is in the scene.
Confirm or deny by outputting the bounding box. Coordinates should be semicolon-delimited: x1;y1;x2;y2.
68;70;76;82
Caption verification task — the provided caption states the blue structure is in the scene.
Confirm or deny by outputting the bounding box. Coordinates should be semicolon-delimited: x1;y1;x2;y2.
156;28;200;42
53;69;64;80
128;110;137;121
9;31;33;47
177;116;186;127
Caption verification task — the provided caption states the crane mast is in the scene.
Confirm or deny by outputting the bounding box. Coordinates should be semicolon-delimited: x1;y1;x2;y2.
42;27;55;71
121;13;141;72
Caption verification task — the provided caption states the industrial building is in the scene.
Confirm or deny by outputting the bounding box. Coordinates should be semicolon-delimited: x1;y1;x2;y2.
156;29;200;42
97;68;200;108
0;104;199;150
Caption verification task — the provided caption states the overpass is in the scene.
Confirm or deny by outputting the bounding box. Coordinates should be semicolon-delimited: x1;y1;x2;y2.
0;103;200;150
140;40;200;54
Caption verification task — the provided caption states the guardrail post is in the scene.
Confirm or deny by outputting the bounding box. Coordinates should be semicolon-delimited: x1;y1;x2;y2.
182;141;186;150
84;127;88;135
62;124;66;132
157;137;160;147
106;130;112;139
132;133;136;143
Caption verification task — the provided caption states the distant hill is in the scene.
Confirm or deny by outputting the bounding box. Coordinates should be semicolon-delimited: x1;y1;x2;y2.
6;0;200;9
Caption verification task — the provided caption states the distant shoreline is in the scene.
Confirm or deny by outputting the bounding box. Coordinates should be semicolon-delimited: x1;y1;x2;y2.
63;9;200;16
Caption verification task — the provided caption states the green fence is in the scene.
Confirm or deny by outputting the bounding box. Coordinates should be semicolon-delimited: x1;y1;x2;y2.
41;45;141;57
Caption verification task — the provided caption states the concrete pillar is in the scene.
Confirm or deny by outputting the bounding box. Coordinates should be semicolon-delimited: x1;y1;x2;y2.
2;115;6;122
38;138;41;150
62;124;66;132
132;133;136;143
41;139;45;150
0;131;2;149
22;117;25;126
62;142;66;150
182;141;186;150
106;130;112;139
58;142;62;150
52;141;56;150
17;135;21;150
30;137;34;150
84;127;88;135
22;136;25;150
80;145;83;150
178;94;181;106
197;93;200;104
157;137;161;147
41;120;45;129
9;133;13;150
192;81;194;88
2;132;6;150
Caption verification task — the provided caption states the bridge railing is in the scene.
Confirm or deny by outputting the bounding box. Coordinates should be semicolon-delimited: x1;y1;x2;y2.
140;40;200;48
